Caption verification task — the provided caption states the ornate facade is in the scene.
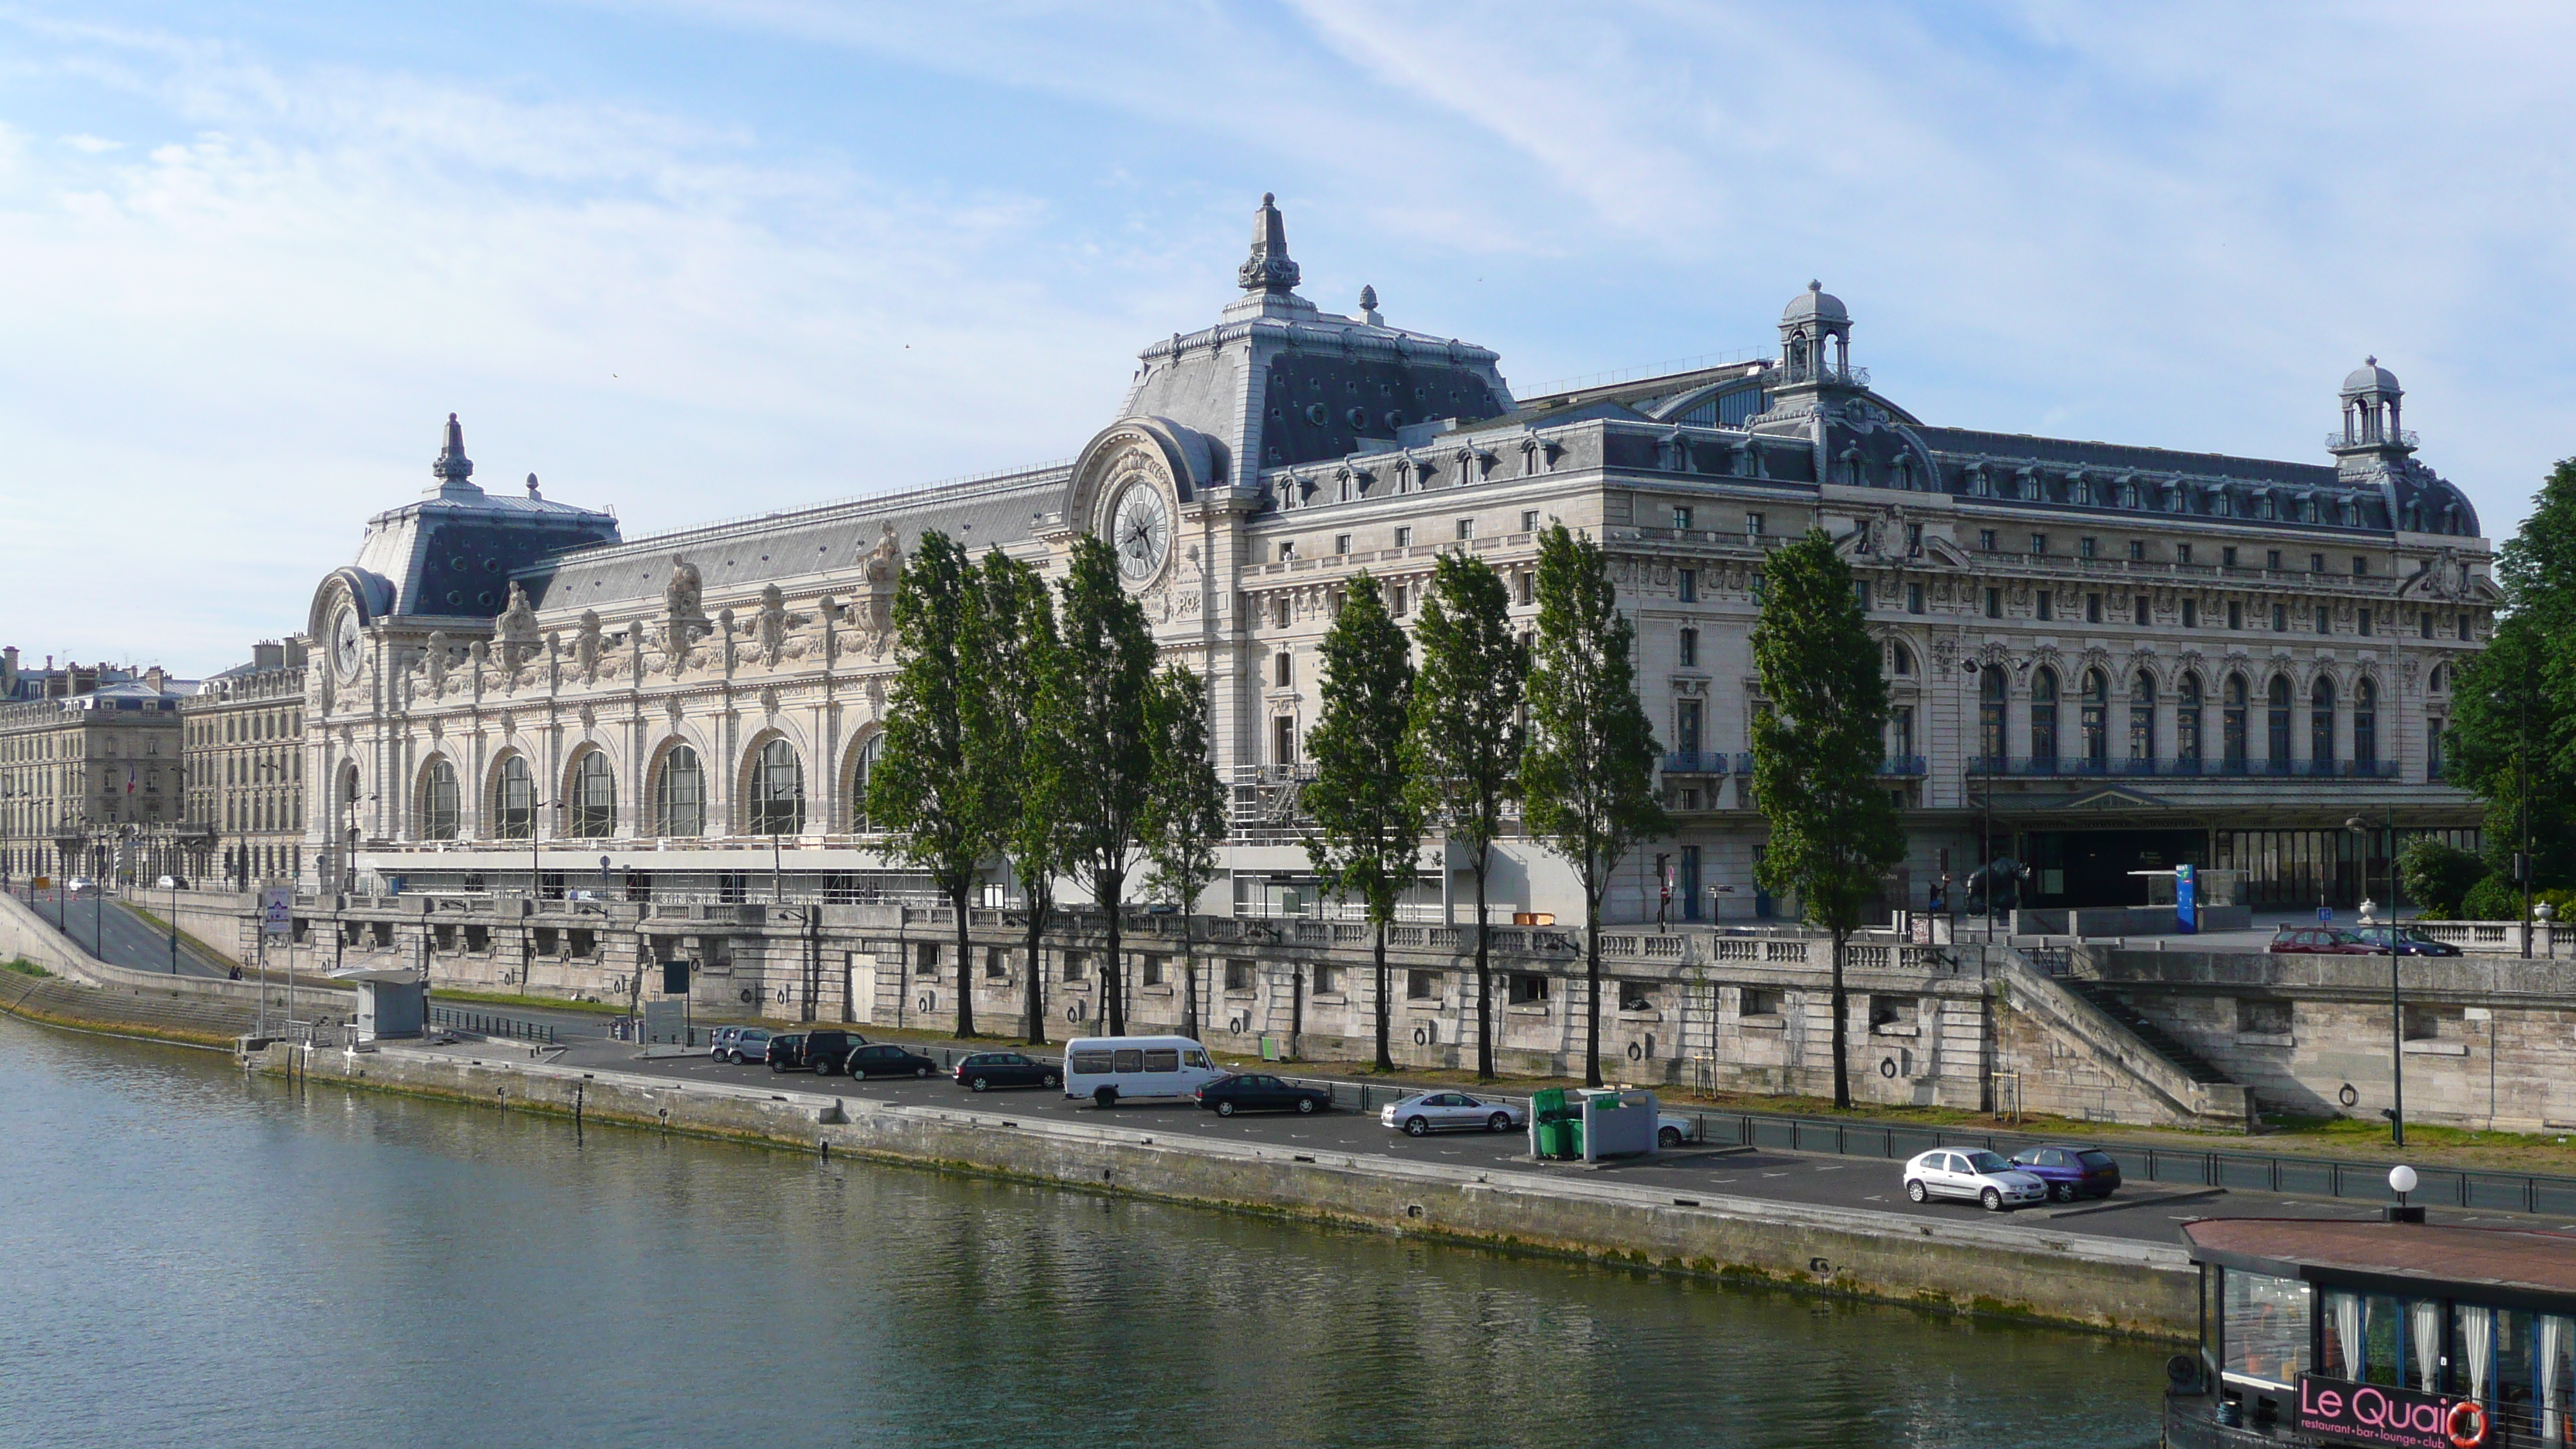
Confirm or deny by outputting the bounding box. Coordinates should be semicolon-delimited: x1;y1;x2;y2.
300;197;2492;922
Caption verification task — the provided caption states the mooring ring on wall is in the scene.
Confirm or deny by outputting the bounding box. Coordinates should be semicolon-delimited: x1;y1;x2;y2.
1413;1026;1430;1047
917;994;935;1013
738;988;755;1004
1626;1040;1643;1061
1879;1057;1898;1078
2338;1082;2359;1108
775;988;790;1004
1067;1002;1087;1023
1228;1016;1248;1035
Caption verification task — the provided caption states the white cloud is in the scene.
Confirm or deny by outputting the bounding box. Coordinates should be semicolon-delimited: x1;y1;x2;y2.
59;132;119;152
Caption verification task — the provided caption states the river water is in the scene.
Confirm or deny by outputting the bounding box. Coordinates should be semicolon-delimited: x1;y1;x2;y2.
0;1018;2165;1448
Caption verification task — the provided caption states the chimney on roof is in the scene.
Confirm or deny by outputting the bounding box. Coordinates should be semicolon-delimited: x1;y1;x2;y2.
144;666;167;693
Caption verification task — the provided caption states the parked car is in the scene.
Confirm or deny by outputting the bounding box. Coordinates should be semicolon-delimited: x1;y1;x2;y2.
2268;927;2375;954
1064;1035;1223;1108
64;878;91;893
2350;926;2465;957
710;1026;742;1060
844;1042;939;1079
154;875;189;890
799;1029;865;1075
1194;1073;1332;1117
765;1033;812;1071
714;1026;773;1064
1380;1091;1525;1136
1656;1113;1702;1151
2006;1144;2124;1202
1902;1148;2048;1211
954;1051;1060;1091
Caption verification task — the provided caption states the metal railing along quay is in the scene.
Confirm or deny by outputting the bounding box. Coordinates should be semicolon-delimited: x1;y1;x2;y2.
429;1006;559;1046
897;1043;2576;1219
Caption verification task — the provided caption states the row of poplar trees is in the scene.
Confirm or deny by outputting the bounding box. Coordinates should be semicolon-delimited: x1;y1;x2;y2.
865;533;1227;1046
870;521;1903;1106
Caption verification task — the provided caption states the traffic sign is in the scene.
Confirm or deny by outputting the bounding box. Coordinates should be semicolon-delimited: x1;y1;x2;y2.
259;885;294;937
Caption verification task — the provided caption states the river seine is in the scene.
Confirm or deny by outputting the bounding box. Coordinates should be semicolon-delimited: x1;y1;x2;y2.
0;1018;2164;1447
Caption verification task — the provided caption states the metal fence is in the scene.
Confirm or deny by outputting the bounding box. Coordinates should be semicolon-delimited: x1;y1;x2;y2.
429;1006;559;1045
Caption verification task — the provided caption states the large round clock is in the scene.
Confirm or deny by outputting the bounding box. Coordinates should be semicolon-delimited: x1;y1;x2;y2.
1111;478;1172;584
332;607;364;680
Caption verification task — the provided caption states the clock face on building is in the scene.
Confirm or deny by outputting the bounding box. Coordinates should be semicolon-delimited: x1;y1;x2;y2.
1111;478;1172;584
332;608;363;680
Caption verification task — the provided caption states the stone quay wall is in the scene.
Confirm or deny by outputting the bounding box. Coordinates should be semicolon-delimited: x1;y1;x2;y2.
253;1040;2197;1340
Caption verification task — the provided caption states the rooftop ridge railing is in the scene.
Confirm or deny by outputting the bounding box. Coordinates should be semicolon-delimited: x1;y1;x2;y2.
557;457;1077;562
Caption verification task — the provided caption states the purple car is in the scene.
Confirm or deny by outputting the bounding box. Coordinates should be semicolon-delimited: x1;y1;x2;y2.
2006;1145;2122;1202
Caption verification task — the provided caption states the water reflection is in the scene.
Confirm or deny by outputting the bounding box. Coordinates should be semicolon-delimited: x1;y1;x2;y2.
0;1019;2160;1448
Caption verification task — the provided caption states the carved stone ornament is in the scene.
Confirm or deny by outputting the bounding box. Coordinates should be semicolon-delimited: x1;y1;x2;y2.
575;610;605;681
424;632;451;693
497;582;541;667
755;584;810;667
759;685;780;716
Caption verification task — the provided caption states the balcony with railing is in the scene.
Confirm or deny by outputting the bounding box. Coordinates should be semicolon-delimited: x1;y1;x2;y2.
1661;751;1731;775
2327;426;2419;451
1965;755;2400;780
1877;755;1927;777
1772;359;1869;389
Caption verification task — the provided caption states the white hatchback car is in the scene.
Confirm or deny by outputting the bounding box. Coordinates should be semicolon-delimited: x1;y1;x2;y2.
1903;1148;2049;1211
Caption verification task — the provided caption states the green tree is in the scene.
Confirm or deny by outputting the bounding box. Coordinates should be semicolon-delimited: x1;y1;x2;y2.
1519;525;1670;1088
2450;459;2576;905
1142;666;1228;1040
1749;529;1906;1110
1303;574;1423;1073
1405;551;1526;1081
968;547;1069;1045
867;529;995;1037
1045;534;1158;1038
2396;835;2484;920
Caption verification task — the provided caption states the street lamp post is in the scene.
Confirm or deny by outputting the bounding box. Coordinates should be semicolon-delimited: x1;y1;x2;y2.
2350;811;2403;1147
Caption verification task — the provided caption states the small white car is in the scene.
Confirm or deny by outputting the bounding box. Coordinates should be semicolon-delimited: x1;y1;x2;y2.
1656;1114;1701;1150
1903;1148;2049;1211
1380;1091;1526;1136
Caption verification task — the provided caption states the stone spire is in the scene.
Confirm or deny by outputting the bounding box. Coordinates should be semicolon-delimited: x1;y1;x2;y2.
1237;192;1301;295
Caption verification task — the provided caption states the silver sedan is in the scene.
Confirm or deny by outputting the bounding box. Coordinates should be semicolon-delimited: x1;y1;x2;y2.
1379;1091;1526;1136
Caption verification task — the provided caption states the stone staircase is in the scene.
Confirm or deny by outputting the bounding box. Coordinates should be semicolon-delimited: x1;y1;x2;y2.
2061;978;2236;1087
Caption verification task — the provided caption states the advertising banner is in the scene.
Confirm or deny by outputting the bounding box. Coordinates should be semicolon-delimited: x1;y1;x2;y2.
2175;863;2197;934
2297;1374;2488;1449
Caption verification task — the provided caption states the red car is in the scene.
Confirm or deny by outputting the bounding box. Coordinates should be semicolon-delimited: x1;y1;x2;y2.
2268;927;2375;954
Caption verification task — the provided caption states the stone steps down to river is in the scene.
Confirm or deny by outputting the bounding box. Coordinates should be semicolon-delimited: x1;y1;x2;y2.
2061;979;2236;1086
1995;947;2253;1130
252;1040;2199;1339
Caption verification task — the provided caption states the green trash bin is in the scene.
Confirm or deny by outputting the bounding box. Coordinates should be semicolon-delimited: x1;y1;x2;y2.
1531;1088;1582;1160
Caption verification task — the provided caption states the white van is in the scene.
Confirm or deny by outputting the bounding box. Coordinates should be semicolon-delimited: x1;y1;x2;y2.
1062;1035;1222;1108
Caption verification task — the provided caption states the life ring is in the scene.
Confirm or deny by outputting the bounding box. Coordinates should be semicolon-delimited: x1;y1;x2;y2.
2447;1398;2488;1448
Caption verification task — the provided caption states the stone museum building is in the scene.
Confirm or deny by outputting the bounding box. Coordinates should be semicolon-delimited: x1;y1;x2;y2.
297;195;2495;927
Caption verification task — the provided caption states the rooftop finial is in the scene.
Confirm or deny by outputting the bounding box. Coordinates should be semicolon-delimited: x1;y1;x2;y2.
1809;279;1822;293
432;412;474;486
526;471;541;498
2365;355;2377;367
1238;192;1301;295
1358;284;1382;326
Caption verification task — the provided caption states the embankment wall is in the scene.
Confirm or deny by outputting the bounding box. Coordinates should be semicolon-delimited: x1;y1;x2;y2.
255;1042;2197;1340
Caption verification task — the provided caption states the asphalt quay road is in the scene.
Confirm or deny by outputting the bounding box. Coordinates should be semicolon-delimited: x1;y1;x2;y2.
26;889;231;978
579;1046;2576;1249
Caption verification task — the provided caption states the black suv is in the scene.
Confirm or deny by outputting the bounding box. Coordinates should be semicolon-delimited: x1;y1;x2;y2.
767;1029;864;1074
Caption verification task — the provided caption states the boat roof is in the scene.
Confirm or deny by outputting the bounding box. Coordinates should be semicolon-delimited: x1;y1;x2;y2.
2183;1218;2576;1302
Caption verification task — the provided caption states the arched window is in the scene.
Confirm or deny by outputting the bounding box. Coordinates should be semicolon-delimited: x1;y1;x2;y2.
654;745;704;838
1890;642;1913;676
2267;676;2293;772
494;755;535;840
2354;678;2378;771
1978;665;2008;769
2030;668;2060;769
569;750;615;838
849;735;885;832
2311;677;2338;771
2080;668;2109;769
419;759;460;841
2177;673;2204;770
2224;674;2249;772
2128;670;2156;766
751;738;804;836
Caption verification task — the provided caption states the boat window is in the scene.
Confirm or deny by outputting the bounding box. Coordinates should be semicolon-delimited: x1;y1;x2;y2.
1112;1050;1144;1074
2224;1270;2311;1389
1143;1049;1180;1073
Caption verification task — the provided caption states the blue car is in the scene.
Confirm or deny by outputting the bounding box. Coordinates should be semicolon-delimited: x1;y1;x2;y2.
2006;1145;2122;1202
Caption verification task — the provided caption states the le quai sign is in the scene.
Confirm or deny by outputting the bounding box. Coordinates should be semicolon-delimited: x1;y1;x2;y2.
2297;1374;2489;1449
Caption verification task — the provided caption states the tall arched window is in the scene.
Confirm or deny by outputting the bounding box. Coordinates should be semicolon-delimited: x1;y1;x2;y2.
419;759;460;841
2267;676;2293;772
1978;666;2008;769
1890;642;1913;676
654;745;704;838
848;735;885;831
2128;670;2156;766
2030;668;2060;769
751;738;804;836
2224;674;2249;772
2177;673;2204;770
569;750;615;838
2311;677;2338;771
2080;669;2110;770
2354;678;2378;771
494;755;535;840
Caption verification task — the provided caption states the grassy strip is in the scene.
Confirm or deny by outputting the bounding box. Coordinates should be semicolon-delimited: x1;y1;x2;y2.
0;990;238;1049
4;958;48;978
426;988;631;1016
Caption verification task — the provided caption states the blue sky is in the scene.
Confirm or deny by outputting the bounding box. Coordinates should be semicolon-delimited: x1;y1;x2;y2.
4;2;2573;675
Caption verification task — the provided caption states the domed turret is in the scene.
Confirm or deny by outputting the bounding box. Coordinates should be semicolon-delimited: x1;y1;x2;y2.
1775;281;1858;387
1782;279;1849;325
2341;355;2402;398
2331;356;2412;456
